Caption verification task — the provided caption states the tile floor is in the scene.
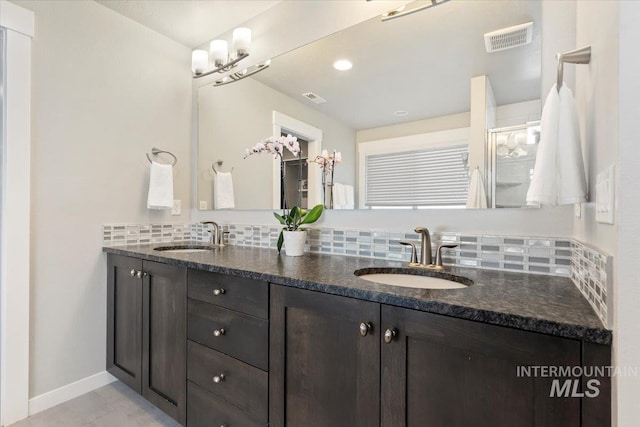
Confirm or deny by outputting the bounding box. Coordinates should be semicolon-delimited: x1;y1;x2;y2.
9;381;181;427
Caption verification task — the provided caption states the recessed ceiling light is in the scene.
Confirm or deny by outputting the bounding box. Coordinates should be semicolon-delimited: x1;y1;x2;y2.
394;110;409;116
333;59;353;71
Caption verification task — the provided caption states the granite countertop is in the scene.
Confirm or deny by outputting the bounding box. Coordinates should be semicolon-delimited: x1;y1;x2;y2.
103;242;611;345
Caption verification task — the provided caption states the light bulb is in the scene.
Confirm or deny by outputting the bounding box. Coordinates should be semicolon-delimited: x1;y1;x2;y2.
233;27;251;55
210;40;229;67
191;50;208;75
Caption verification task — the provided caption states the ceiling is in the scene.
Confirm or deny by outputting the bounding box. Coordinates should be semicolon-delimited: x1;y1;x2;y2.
251;0;542;130
95;0;282;47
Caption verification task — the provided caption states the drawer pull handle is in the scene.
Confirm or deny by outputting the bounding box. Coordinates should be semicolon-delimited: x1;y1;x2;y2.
212;374;225;383
213;288;226;296
213;328;226;337
359;322;372;337
384;328;397;343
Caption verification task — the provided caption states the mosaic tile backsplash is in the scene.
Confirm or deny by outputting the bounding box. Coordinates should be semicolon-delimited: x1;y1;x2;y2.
103;223;610;327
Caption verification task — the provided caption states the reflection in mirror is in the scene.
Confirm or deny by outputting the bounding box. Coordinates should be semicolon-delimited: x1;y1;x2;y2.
487;122;541;208
197;0;542;210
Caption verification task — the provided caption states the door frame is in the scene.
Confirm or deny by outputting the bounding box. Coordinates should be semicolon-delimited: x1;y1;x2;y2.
0;1;34;425
271;111;323;209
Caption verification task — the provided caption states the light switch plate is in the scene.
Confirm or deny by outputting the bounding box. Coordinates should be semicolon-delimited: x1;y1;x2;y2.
574;203;582;218
172;200;181;216
595;164;615;224
199;201;208;210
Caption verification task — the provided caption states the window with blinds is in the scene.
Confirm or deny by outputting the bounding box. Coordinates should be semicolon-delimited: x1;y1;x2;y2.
364;145;469;207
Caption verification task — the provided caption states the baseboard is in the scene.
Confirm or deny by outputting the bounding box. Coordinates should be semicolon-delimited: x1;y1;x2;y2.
28;371;117;416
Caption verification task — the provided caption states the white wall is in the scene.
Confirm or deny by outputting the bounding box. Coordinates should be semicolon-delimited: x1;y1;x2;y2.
613;1;640;425
198;77;355;209
572;7;620;420
13;0;192;402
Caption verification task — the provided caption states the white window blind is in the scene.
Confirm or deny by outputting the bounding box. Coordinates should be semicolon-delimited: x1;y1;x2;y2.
364;145;469;207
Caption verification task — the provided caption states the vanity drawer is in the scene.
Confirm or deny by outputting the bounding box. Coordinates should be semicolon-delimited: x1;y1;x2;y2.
187;381;264;427
188;269;268;319
187;340;267;421
187;299;268;370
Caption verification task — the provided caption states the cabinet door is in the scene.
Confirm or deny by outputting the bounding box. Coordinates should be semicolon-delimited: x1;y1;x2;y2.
142;261;187;425
107;254;142;393
381;305;581;427
270;285;380;427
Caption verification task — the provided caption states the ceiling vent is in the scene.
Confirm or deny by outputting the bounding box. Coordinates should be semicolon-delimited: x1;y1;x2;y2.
484;22;533;53
302;92;327;104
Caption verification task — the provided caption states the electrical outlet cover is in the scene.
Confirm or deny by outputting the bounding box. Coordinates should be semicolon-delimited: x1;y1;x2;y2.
595;165;615;224
199;201;208;210
172;200;181;216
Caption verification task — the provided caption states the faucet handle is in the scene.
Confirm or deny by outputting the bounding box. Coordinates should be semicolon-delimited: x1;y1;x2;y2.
399;241;420;266
434;244;457;268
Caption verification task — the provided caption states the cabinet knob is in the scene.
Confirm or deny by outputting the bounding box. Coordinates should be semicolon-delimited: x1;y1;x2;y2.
359;322;372;337
213;288;226;296
130;269;137;277
212;374;225;383
136;270;146;279
213;328;226;337
384;328;397;344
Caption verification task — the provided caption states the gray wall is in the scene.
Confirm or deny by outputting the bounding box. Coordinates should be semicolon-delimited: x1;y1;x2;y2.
14;0;192;398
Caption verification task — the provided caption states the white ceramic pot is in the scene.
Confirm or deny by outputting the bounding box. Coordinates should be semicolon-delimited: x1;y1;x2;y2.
283;230;307;256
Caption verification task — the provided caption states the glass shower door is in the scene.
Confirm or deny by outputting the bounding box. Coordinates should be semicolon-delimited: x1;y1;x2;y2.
487;122;540;208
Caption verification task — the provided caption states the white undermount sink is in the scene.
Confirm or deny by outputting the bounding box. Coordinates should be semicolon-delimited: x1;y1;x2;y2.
355;268;471;290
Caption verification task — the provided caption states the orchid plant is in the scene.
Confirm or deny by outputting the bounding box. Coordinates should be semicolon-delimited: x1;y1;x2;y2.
307;149;342;174
244;134;300;159
307;149;342;208
273;204;324;253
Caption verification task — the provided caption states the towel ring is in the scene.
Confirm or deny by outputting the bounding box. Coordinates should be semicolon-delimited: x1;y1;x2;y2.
146;147;177;166
556;45;591;92
212;160;234;174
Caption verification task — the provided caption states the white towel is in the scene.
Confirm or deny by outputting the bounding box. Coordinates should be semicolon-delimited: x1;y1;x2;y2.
466;167;488;209
332;183;355;209
526;83;587;206
147;162;174;210
333;183;346;209
214;172;235;209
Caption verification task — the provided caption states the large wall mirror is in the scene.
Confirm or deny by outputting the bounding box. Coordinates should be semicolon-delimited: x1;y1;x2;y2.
197;0;542;210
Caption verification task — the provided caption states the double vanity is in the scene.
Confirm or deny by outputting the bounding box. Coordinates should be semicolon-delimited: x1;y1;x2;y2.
104;241;611;427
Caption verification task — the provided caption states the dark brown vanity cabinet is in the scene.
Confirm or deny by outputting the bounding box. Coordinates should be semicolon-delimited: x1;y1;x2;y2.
270;285;381;427
380;305;581;427
270;285;609;427
186;270;269;427
107;254;187;425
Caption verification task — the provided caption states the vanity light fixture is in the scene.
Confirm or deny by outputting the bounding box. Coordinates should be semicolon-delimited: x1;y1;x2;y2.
333;59;353;71
191;27;258;79
213;59;272;87
373;0;450;22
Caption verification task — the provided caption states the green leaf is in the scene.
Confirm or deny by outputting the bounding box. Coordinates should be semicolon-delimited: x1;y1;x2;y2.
273;212;287;225
300;204;324;225
277;230;284;253
288;206;299;222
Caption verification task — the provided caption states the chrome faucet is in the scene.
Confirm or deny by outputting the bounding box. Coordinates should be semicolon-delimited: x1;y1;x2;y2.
414;227;432;267
201;221;224;246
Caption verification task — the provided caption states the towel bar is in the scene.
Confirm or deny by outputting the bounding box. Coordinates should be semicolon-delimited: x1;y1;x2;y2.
212;160;234;174
557;45;591;92
146;147;177;166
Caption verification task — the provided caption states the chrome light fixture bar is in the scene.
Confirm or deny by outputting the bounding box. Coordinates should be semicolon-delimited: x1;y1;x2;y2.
213;59;271;87
191;27;252;79
379;0;450;22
